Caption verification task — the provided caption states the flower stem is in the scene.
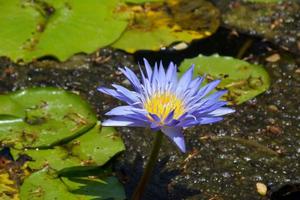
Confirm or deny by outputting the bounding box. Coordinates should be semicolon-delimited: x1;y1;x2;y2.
131;131;163;200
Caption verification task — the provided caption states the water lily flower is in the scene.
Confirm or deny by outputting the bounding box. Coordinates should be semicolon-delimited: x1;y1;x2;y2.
98;59;234;153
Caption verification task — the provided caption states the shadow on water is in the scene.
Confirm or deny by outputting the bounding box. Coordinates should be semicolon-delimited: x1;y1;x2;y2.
115;154;200;200
270;183;300;200
133;27;272;67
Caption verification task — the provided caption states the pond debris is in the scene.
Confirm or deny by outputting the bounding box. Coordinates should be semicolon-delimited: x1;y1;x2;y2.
236;38;254;59
256;182;268;196
265;53;281;63
266;125;283;135
0;147;31;200
199;135;279;157
182;148;199;173
267;105;279;113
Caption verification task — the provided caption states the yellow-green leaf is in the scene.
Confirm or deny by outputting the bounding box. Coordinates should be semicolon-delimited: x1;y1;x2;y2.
113;0;219;52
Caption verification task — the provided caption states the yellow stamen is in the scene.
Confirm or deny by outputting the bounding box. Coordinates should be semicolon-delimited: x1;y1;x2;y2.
144;92;185;121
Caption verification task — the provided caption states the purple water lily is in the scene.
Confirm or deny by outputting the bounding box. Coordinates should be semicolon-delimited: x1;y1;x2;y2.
98;59;234;152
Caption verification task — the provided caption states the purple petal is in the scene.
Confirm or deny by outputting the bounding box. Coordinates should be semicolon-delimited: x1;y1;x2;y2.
198;117;223;124
166;62;177;87
182;76;204;103
194;101;228;115
203;90;227;102
176;114;198;128
105;106;147;116
158;61;166;79
176;65;194;95
151;63;159;92
143;58;153;79
209;107;235;116
119;67;141;92
149;113;161;122
97;86;118;97
196;80;221;99
185;82;224;109
98;86;135;105
164;110;175;123
112;84;140;104
102;116;147;127
150;122;161;131
161;127;186;153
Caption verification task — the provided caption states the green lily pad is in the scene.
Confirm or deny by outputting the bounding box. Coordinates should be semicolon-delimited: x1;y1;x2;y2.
125;0;163;3
12;125;125;170
13;147;81;171
67;125;125;166
0;87;97;148
179;54;271;104
20;168;125;200
0;0;129;62
112;0;219;52
0;96;23;119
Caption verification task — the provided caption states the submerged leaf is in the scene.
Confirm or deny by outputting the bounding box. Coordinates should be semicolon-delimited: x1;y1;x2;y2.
112;0;219;52
215;1;300;55
179;54;271;104
244;0;282;2
0;0;129;62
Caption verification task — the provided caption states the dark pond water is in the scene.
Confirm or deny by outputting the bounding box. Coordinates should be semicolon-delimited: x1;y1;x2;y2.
0;27;299;200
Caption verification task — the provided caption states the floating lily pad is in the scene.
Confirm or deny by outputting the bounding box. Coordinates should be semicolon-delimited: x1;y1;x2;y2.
12;125;125;170
179;54;271;104
0;88;97;148
13;147;80;171
125;0;163;3
0;96;23;118
20;168;125;200
67;125;125;166
112;0;219;52
0;0;129;62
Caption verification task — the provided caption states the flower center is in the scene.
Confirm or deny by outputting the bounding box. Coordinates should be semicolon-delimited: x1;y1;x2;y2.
144;92;185;121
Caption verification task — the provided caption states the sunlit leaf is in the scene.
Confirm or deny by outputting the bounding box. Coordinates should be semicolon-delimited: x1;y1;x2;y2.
12;125;125;170
0;0;129;62
0;88;97;148
179;54;271;104
67;125;125;166
13;147;80;171
125;0;163;3
0;96;23;118
112;0;219;52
